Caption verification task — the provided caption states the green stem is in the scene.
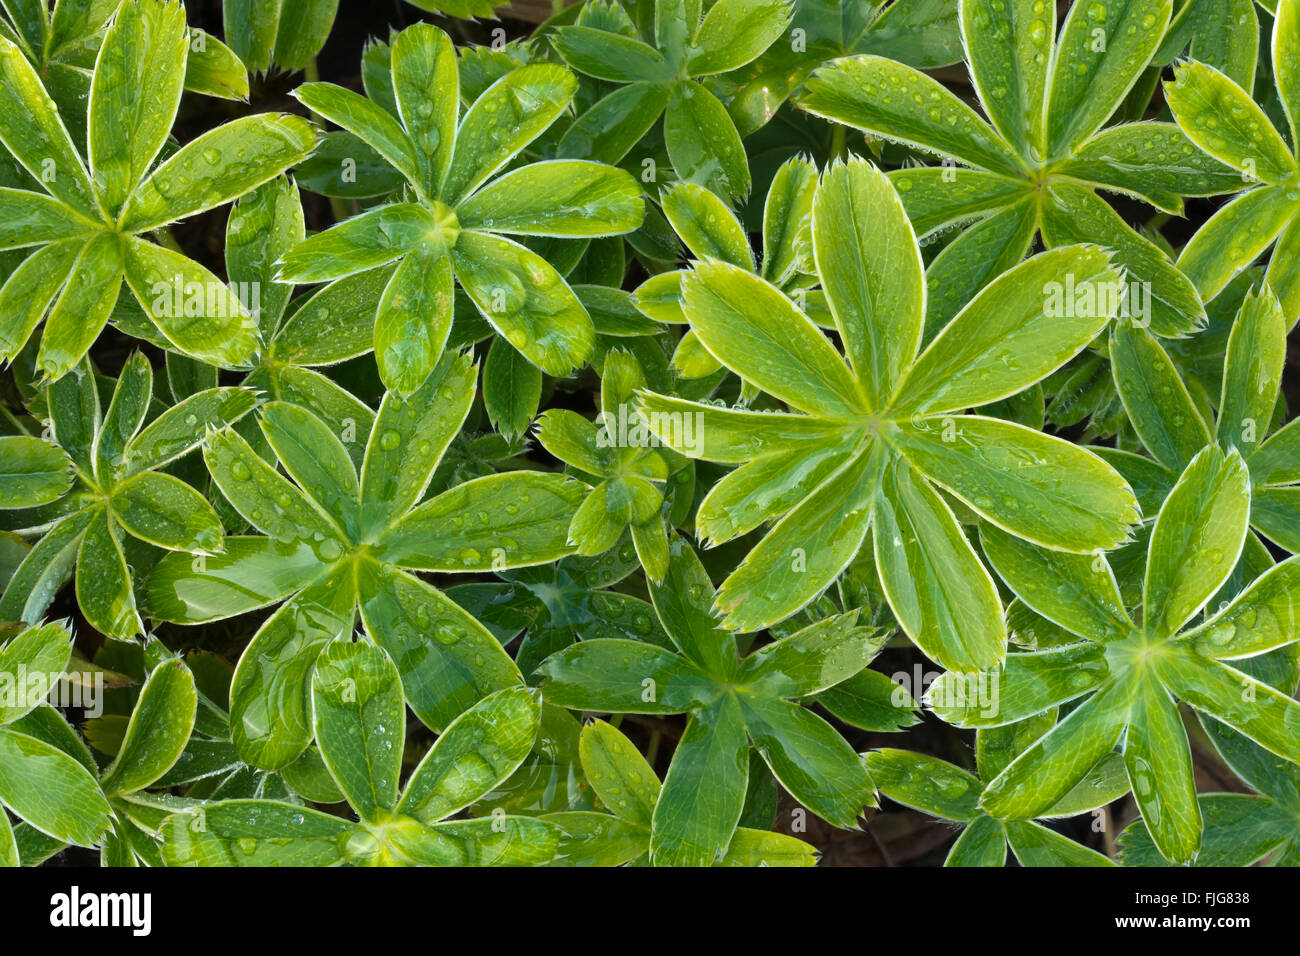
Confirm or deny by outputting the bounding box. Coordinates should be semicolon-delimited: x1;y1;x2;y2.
830;123;847;163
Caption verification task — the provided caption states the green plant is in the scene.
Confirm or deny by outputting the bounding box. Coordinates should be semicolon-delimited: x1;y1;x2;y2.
0;0;317;380
538;537;878;864
639;159;1139;662
1;0;1299;871
550;0;793;199
278;21;645;395
931;447;1300;863
802;0;1241;335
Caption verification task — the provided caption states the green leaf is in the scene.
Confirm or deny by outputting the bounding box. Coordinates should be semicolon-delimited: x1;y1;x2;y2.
1156;651;1300;765
740;612;880;698
873;456;1005;672
664;81;750;199
228;568;353;769
1144;446;1250;638
1004;819;1115;866
277;204;438;284
1177;185;1298;306
399;686;540;823
311;638;405;821
980;524;1131;643
537;638;718;715
1217;284;1285;453
122;113;318;233
452;230;594;376
269;268;392;366
962;0;1054;158
0;727;111;847
578;718;661;827
919;198;1038;335
1190;557;1300;658
358;350;476;535
379;471;585;571
0;35;97;215
185;30;250;101
123;237;258;368
100;658;196;796
1165;60;1296;183
813;668;920;732
894;415;1138;552
292;81;424;193
356;564;521;732
37;231;123;382
0;509;94;626
1062;122;1243;210
124;387;259;476
802;54;1023;174
146;536;328;625
687;0;789;75
557;82;670;164
980;678;1134;819
0;622;72;725
813;159;923;407
391;22;458;197
661;180;753;269
1110;323;1212;471
1123;673;1201;863
0;436;72;508
946;813;1008;866
714;447;877;632
457;161;643;237
650;695;749;866
160;800;354;866
739;694;875;827
1045;0;1172;154
866;749;982;821
258;401;360;540
111;471;224;553
203;425;345;552
1039;182;1205;338
441;64;577;205
552;26;674;84
0;187;95;250
892;245;1120;414
682;259;863;418
76;508;141;639
482;335;541;440
87;0;188;217
0;239;84;362
649;537;736;677
928;643;1110;728
271;0;340;72
420;815;559;866
1118;792;1290;867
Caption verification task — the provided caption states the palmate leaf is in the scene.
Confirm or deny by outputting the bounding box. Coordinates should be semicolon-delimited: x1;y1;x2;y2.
933;448;1300;863
145;353;583;767
0;0;317;380
539;538;877;865
0;352;250;636
281;23;642;394
638;159;1137;666
550;0;790;196
867;739;1121;867
803;0;1235;337
158;657;555;866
